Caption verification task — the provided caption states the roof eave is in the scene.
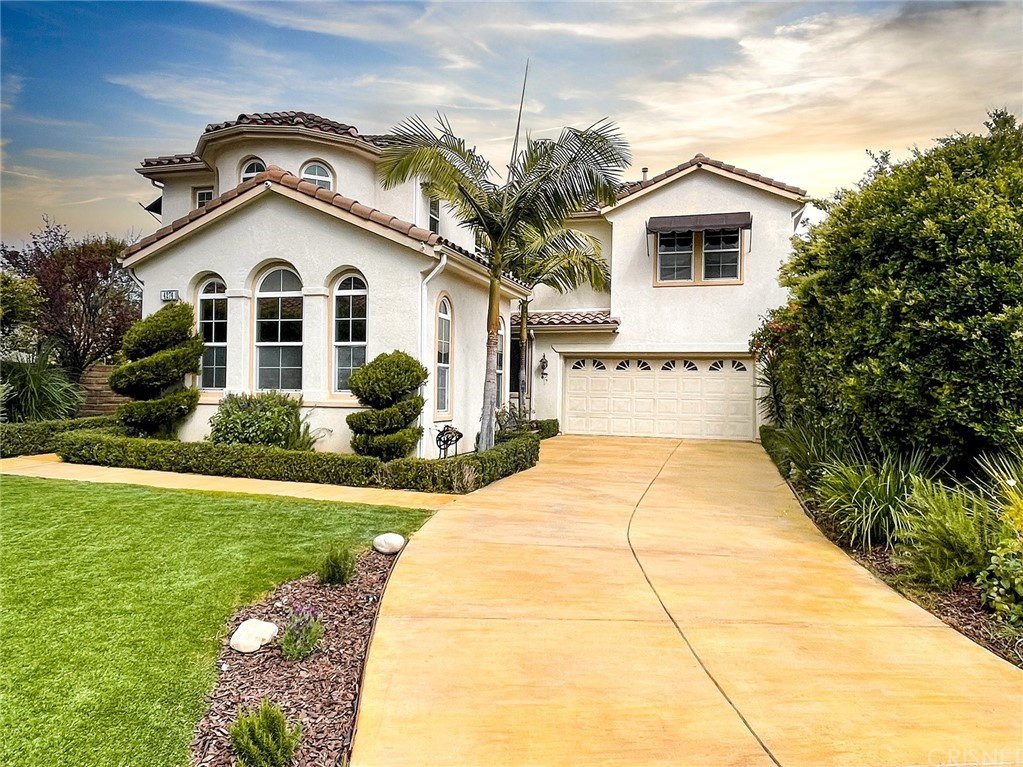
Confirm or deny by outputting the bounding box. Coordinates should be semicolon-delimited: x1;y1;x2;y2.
194;124;381;160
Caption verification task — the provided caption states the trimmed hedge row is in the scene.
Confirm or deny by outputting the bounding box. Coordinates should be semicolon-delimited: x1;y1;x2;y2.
0;416;118;458
495;418;560;444
55;431;542;494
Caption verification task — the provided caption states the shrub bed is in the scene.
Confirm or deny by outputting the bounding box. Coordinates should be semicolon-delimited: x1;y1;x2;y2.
55;431;541;494
0;415;117;458
495;418;560;443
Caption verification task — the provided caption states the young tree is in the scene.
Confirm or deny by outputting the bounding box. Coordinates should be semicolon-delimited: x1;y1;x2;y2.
1;218;141;382
378;116;629;449
770;110;1023;469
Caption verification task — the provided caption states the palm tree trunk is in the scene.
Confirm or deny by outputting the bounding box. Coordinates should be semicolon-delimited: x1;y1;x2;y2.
478;274;502;451
518;297;530;415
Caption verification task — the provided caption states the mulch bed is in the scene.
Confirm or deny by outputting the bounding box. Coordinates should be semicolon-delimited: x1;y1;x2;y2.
191;550;395;767
795;487;1023;669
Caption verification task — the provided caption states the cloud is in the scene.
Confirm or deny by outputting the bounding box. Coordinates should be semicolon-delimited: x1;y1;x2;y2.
1;74;24;110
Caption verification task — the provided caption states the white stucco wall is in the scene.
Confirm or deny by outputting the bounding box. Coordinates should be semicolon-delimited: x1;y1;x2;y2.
530;216;613;312
157;171;215;224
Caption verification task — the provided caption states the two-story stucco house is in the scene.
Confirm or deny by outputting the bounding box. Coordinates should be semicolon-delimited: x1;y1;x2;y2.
125;111;805;455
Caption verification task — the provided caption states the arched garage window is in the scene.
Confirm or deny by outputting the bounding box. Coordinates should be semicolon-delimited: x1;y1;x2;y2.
198;278;227;389
334;273;367;391
255;268;303;391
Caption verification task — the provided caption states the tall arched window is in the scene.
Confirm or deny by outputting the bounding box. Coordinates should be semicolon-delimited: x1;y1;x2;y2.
255;267;303;390
241;158;266;182
198;278;227;389
301;162;333;191
334;273;367;391
497;318;505;407
436;297;452;415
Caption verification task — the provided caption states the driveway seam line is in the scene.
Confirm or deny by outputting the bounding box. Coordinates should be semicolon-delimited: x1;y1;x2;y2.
625;439;785;767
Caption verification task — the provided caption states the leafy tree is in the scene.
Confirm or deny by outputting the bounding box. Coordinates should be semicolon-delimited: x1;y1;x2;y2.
378;116;629;449
1;218;140;382
768;110;1023;470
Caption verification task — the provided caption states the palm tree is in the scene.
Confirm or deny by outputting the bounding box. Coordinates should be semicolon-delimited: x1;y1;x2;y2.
509;224;610;414
378;115;629;450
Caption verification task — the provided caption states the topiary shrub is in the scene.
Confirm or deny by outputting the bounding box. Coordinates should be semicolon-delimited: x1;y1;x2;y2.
208;391;319;451
110;303;203;437
346;351;427;461
229;698;302;767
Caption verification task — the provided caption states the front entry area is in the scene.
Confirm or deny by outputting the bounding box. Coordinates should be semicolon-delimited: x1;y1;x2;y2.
563;356;756;439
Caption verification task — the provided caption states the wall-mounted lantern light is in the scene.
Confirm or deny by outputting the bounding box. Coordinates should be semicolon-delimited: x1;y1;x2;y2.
538;353;549;380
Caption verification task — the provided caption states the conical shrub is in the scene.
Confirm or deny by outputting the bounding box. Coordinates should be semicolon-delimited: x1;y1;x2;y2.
346;351;427;460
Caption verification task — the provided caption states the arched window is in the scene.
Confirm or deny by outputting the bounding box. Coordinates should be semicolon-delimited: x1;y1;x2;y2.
301;162;333;191
436;297;452;415
255;267;303;390
198;279;227;389
241;158;266;182
497;318;505;407
334;274;367;391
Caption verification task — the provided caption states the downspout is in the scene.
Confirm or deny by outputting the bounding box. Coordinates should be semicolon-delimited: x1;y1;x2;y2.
418;249;447;457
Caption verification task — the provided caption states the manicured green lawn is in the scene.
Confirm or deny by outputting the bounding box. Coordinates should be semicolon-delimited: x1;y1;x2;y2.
0;476;430;767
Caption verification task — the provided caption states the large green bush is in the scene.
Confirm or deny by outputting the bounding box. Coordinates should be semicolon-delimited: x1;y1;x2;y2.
0;415;116;457
759;112;1023;471
346;351;427;461
110;303;203;436
208;392;319;451
977;539;1023;626
0;346;83;423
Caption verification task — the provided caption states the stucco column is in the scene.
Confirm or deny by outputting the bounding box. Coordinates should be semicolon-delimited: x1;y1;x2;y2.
225;289;251;392
302;286;330;399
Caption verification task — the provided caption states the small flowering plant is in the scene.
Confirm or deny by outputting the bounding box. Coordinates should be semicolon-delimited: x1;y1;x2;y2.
279;603;325;661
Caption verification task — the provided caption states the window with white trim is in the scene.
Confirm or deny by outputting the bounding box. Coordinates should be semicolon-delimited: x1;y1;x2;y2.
241;158;266;182
702;229;741;280
497;319;505;407
436;298;452;414
198;279;227;389
428;197;441;234
658;231;694;282
195;187;214;208
334;274;367;391
301;162;333;190
255;268;303;390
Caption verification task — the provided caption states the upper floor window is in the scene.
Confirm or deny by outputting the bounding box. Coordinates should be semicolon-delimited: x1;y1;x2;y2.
334;274;368;391
436;297;452;415
702;229;741;281
255;267;303;391
496;319;505;407
656;227;743;285
198;278;227;389
428;197;441;234
301;162;333;191
195;187;214;208
241;158;266;182
658;231;694;282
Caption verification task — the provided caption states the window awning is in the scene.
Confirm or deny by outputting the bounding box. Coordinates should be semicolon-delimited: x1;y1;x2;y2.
646;212;752;234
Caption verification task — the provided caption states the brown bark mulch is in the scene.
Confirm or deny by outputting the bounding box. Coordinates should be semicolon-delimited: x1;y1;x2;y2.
191;550;394;767
795;488;1023;669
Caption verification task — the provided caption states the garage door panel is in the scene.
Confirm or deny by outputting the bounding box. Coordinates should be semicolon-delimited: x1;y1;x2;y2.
564;357;754;440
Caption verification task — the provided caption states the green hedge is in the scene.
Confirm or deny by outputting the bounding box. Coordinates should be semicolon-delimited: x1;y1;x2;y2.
108;340;204;400
0;415;117;458
54;431;541;494
495;419;559;444
116;389;200;436
57;431;380;487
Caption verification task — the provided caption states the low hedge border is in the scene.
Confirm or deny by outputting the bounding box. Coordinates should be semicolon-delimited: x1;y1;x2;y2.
55;431;542;494
495;418;560;444
0;416;118;458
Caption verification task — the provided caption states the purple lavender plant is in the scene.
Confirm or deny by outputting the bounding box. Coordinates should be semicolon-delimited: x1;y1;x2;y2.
279;603;325;661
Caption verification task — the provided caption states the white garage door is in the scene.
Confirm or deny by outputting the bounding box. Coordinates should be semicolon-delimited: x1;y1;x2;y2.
563;357;756;440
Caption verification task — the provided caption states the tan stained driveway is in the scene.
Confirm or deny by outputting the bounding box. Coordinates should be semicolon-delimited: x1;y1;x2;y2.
351;436;1023;767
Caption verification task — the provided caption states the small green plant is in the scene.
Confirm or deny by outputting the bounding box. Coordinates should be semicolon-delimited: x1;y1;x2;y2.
900;478;1011;591
817;449;939;549
318;542;357;585
773;421;851;490
0;346;83;422
208;391;320;451
977;539;1023;627
278;604;325;661
229;698;302;767
977;449;1023;536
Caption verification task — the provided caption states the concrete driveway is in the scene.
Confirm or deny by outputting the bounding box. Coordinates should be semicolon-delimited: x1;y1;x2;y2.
351;436;1023;767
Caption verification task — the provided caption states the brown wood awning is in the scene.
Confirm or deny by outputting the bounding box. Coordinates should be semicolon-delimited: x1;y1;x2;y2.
646;212;752;233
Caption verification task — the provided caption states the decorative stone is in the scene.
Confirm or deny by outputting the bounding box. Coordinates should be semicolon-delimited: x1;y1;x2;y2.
373;533;406;555
229;619;278;653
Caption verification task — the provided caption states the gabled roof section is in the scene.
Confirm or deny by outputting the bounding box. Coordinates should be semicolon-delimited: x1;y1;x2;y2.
615;154;807;204
123;166;527;288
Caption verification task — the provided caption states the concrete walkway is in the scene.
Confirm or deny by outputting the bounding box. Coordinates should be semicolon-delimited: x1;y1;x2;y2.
352;436;1023;767
0;453;455;510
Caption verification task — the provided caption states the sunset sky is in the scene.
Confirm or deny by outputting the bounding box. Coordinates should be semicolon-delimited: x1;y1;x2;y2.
1;0;1021;244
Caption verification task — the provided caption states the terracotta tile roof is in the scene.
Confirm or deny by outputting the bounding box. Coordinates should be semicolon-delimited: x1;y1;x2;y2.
511;309;620;329
139;153;205;169
124;166;528;289
203;111;366;141
618;154;807;200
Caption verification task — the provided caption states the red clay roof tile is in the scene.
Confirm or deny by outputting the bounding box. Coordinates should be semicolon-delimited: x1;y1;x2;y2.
511;309;620;328
618;153;807;200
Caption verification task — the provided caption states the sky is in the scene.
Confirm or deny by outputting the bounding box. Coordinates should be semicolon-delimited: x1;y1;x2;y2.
1;0;1021;245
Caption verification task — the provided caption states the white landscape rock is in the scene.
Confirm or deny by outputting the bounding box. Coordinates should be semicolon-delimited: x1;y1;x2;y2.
373;533;406;555
229;619;278;653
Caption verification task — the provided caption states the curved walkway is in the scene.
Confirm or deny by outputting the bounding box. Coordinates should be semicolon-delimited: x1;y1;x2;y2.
352;436;1022;767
